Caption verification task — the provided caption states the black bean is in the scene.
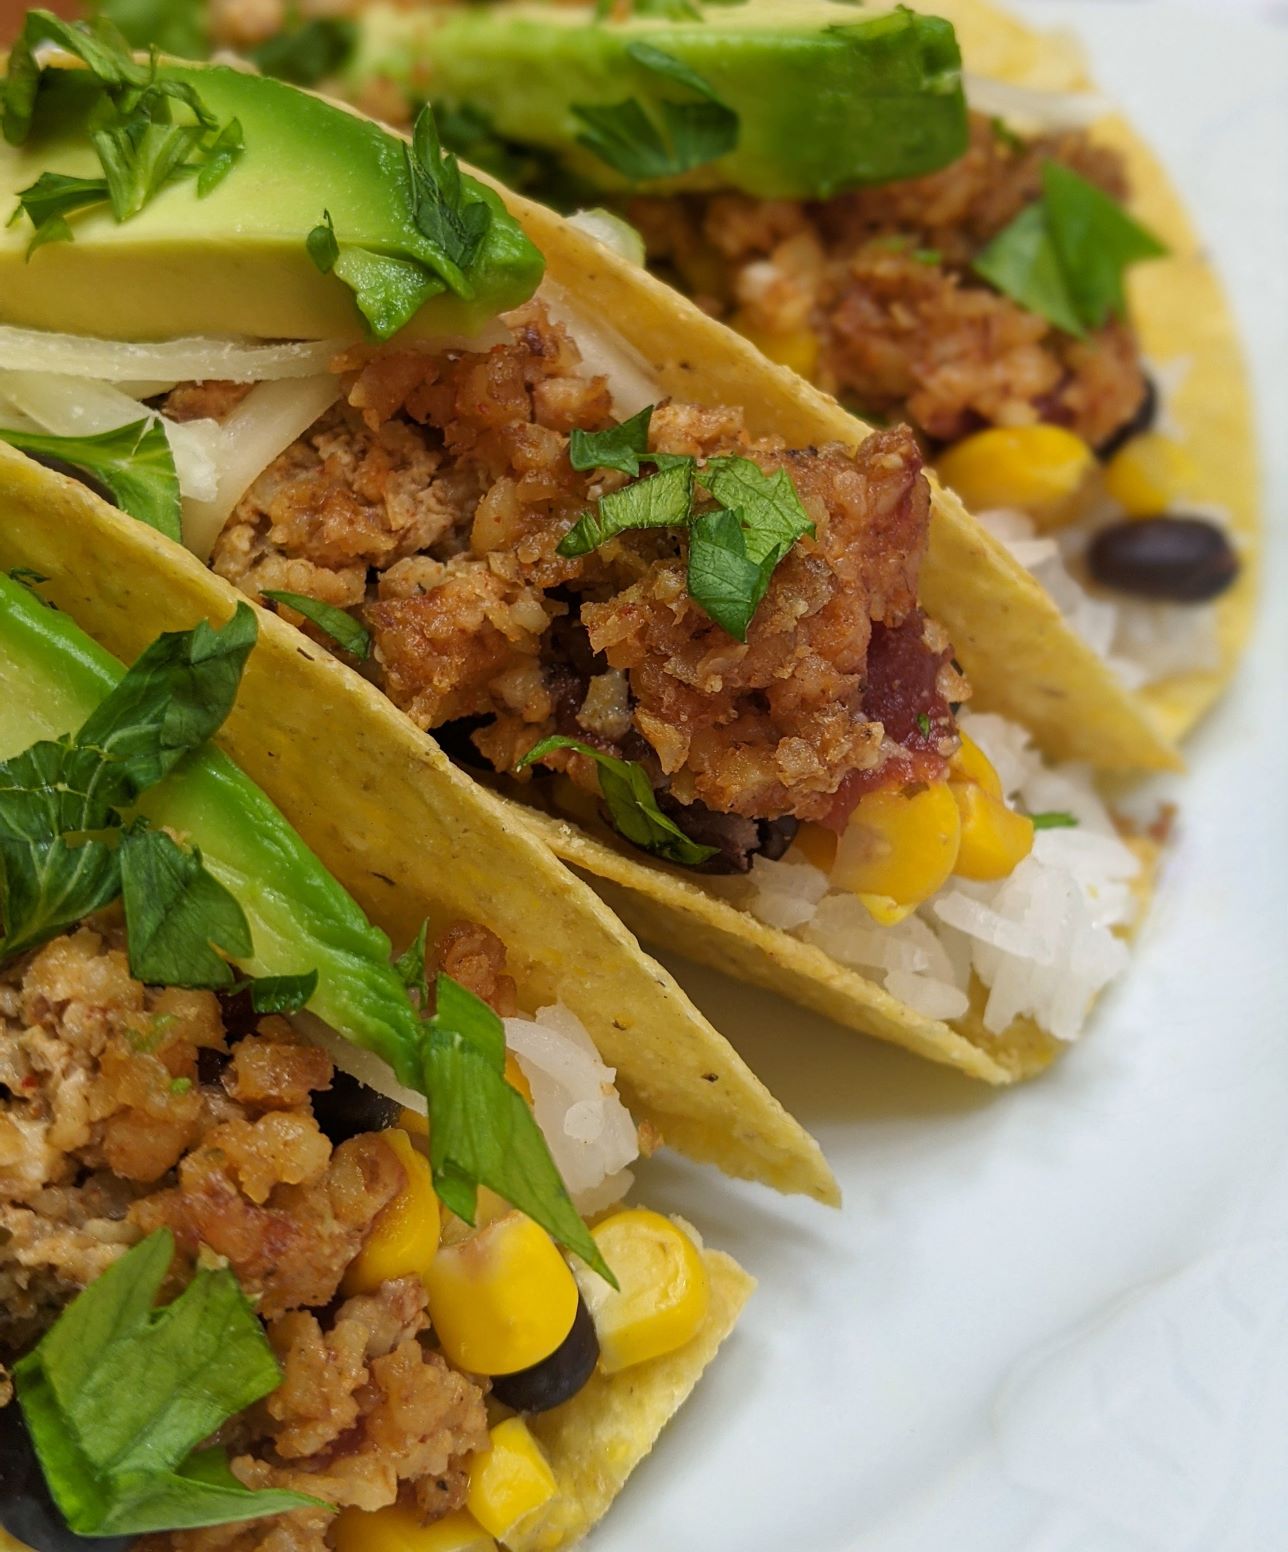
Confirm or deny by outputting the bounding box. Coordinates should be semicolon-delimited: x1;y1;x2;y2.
310;1066;403;1144
490;1296;599;1415
1094;376;1159;462
0;1398;130;1552
756;815;801;863
22;453;117;510
1087;515;1238;603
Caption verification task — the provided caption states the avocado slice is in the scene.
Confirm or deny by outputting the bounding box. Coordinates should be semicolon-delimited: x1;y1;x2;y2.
0;570;427;1087
0;60;543;342
346;0;969;200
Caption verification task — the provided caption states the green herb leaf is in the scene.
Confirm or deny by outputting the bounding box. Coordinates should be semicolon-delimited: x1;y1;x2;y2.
406;106;494;291
394;918;431;1005
0;609;256;964
0;419;182;539
422;974;615;1284
1030;810;1079;830
306;209;340;274
76;604;259;801
3;11;148;148
568;404;655;477
251;18;358;86
516;735;718;867
119;827;252;987
557;458;694;556
231;970;320;1014
9;171;111;254
686;506;770;642
332;245;446;343
0;741;123;960
262;590;371;660
572;46;737;181
916;712;932;737
973;161;1166;337
15;1229;322;1535
196;117;244;198
700;455;816;567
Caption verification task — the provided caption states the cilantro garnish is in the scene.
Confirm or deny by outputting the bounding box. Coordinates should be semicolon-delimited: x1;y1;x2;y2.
14;1229;322;1535
394;918;431;1005
421;972;612;1286
0;420;181;540
0;607;256;965
251;16;357;85
558;416;815;642
3;11;245;252
1030;811;1079;830
916;712;932;738
230;969;320;1014
516;735;718;868
262;589;371;660
572;44;738;181
305;106;497;341
569;404;655;477
973;161;1166;337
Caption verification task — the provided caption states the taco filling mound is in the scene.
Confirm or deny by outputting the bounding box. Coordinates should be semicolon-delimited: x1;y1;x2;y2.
161;0;1251;742
0;580;752;1552
0;20;1160;1075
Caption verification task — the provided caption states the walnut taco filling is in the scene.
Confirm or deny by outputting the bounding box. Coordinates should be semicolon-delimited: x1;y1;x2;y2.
0;575;754;1552
161;0;1254;745
0;18;1164;1081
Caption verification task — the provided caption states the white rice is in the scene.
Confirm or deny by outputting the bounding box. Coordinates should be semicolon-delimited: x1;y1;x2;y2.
736;712;1143;1042
505;1003;639;1214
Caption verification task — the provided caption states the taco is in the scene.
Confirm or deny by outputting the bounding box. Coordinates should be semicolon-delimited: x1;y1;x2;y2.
0;17;1165;1081
175;0;1255;745
0;568;758;1552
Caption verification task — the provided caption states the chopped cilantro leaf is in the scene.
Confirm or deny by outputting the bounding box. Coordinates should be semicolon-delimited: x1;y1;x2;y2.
306;209;340;274
14;1229;321;1534
973;161;1166;337
262;590;371;660
407;106;494;289
686;505;771;641
558;458;694;556
516;735;718;868
0;418;182;540
394;919;431;1006
568;404;655;476
230;969;319;1014
1030;810;1079;830
0;608;256;966
572;46;737;181
916;712;932;737
251;18;357;86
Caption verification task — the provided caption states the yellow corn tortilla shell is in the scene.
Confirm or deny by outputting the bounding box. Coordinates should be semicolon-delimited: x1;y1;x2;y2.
926;0;1260;741
0;443;835;1206
517;1230;754;1551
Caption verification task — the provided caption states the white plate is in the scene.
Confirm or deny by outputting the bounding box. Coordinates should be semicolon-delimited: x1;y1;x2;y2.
595;6;1288;1548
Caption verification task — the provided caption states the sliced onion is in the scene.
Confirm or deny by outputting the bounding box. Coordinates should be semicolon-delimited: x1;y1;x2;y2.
965;73;1108;131
0;325;349;383
182;375;342;560
537;281;658;418
291;1010;426;1111
567;208;647;268
0;370;223;502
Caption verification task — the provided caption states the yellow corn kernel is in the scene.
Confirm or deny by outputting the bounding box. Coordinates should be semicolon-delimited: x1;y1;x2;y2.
952;783;1035;882
936;425;1094;527
1103;433;1197;518
730;310;820;379
832;783;961;915
466;1418;558;1544
947;731;1003;798
333;1504;495;1552
341;1129;440;1297
792;821;838;873
424;1211;578;1376
574;1209;709;1376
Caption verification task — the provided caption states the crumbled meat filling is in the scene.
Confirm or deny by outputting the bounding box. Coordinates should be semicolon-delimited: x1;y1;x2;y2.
0;916;501;1552
207;298;955;830
630;114;1148;448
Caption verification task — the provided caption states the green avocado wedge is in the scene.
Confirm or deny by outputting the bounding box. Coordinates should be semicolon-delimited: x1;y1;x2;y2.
0;570;430;1083
0;58;543;342
343;0;970;200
